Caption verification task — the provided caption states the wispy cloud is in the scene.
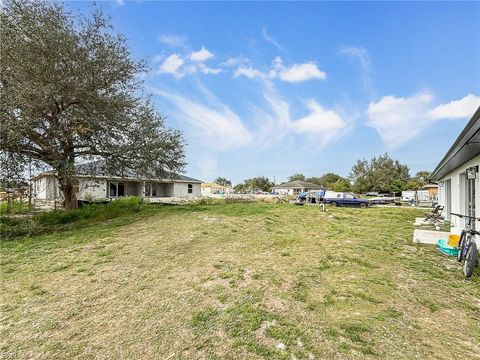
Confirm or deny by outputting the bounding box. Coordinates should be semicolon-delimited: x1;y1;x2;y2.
368;93;479;148
158;34;188;48
254;81;348;148
367;93;433;149
220;56;250;68
262;26;286;52
234;66;265;79
340;45;375;97
234;57;326;82
151;87;252;151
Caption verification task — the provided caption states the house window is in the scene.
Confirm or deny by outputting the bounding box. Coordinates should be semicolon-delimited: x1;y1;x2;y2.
188;184;193;194
145;183;157;197
109;182;125;197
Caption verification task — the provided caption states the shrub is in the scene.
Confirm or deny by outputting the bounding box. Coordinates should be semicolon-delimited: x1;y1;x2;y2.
1;196;148;241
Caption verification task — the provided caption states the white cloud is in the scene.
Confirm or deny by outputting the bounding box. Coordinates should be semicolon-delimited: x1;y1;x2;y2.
254;82;348;148
234;57;326;82
189;46;214;62
368;93;480;148
220;56;250;67
367;93;434;148
114;0;124;7
428;94;480;120
158;54;184;78
291;100;346;134
158;35;187;48
234;67;265;79
273;58;327;82
197;63;222;75
262;26;286;52
152;89;252;151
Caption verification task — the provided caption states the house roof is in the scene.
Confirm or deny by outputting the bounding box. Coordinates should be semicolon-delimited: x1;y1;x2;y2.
273;180;323;189
430;106;480;181
34;160;202;183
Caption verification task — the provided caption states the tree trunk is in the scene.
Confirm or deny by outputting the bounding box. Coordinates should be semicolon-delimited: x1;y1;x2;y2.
57;154;78;210
59;177;78;210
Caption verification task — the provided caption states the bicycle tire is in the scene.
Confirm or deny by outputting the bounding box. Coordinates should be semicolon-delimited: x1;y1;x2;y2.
463;241;478;278
457;231;466;262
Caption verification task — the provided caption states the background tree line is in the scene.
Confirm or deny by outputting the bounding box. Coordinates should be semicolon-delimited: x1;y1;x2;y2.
227;153;431;194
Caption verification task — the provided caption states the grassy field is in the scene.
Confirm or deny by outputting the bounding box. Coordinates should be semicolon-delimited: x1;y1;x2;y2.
1;203;479;359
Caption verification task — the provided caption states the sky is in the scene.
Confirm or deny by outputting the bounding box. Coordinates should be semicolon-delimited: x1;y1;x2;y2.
70;1;480;184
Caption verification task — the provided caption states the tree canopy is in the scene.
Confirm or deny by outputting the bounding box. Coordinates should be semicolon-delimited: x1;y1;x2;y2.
349;153;410;193
287;173;306;182
234;177;274;193
214;177;232;187
0;1;185;208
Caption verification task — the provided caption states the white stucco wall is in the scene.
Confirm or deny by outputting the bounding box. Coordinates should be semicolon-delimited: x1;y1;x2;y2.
34;177;48;199
438;154;480;231
274;188;294;195
173;182;201;197
78;179;107;200
34;176;60;200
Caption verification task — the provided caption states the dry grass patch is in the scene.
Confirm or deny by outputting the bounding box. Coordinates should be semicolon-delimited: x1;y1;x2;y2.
1;203;479;359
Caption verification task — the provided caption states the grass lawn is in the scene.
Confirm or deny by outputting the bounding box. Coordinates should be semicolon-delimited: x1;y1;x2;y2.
1;203;479;359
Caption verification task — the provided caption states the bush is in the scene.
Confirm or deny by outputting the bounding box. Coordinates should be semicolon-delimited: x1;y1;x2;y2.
0;216;42;240
1;196;147;240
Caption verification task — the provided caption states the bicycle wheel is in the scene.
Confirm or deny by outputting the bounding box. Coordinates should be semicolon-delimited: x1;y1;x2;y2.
463;241;478;278
457;231;466;262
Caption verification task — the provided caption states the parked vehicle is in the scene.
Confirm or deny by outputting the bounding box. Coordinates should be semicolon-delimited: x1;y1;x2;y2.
369;196;395;204
324;192;370;208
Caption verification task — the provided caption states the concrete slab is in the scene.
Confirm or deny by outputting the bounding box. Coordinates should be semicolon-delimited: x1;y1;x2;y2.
413;229;449;245
414;217;431;226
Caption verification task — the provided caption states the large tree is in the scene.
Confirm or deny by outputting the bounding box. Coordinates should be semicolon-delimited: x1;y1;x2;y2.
350;153;410;193
287;173;306;182
214;177;232;187
0;1;185;209
236;177;274;193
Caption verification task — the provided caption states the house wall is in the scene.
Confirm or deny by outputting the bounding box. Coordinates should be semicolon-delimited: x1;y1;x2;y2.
153;183;174;197
79;179;107;200
438;154;480;231
274;188;294;195
124;182;142;196
173;182;201;197
34;176;60;200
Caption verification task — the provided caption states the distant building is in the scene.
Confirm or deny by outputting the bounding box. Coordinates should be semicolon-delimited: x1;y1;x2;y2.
273;180;323;195
33;161;201;205
201;182;232;196
430;107;479;229
422;183;438;200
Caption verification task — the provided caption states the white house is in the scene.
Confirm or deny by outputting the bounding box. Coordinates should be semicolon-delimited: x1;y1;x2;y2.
431;107;479;230
273;180;323;195
33;161;201;204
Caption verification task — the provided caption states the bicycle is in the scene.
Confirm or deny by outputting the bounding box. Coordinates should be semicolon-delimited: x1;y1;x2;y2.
451;213;480;278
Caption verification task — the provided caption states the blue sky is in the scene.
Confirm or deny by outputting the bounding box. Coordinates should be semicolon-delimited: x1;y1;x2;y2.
71;1;480;183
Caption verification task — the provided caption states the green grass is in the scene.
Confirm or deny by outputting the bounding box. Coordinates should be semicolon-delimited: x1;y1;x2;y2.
1;203;479;359
0;199;30;215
